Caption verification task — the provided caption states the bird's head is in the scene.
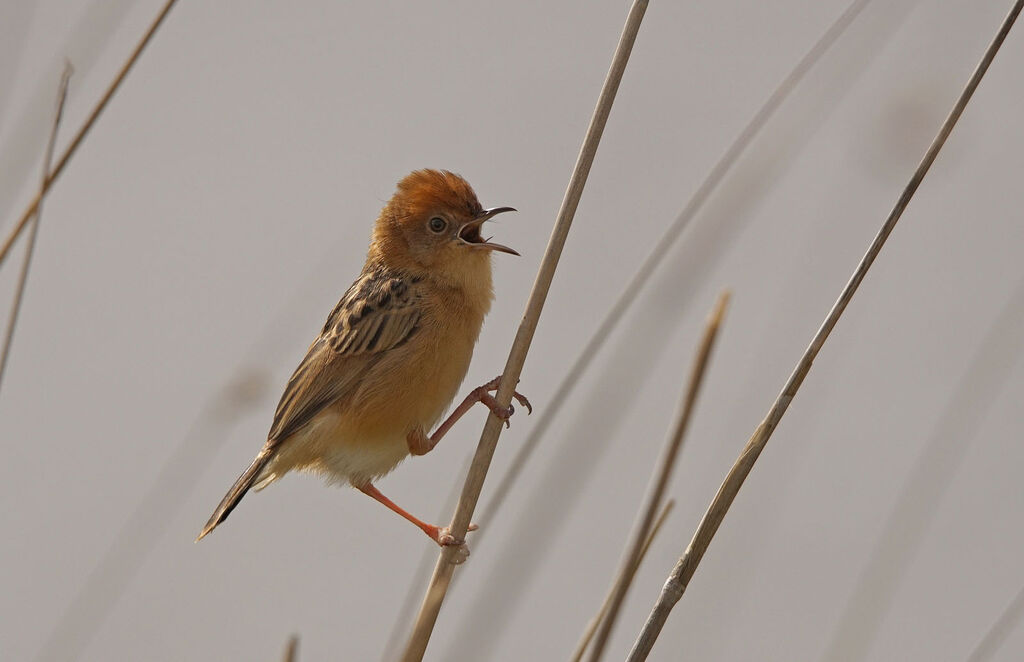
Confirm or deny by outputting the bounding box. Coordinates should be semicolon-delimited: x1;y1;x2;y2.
370;169;517;289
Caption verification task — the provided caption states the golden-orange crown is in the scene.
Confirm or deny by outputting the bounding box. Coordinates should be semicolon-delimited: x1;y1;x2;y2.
387;169;484;224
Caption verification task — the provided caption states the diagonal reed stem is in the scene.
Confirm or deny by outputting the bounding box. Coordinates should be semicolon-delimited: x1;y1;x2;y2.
624;2;1024;660
586;291;729;662
0;64;71;394
0;0;180;267
398;2;650;660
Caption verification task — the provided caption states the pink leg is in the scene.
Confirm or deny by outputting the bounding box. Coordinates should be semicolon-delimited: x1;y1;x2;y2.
356;483;476;546
406;376;532;456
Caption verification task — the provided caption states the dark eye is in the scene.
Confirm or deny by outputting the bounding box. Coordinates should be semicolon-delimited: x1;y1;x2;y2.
428;217;447;233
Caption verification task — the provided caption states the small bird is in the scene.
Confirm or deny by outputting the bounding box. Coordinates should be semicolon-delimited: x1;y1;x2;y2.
197;169;529;547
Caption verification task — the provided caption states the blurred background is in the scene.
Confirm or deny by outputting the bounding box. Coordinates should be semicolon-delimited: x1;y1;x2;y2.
1;1;1022;660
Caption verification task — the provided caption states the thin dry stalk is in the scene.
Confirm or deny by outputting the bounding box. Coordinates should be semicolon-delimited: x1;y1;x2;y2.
966;583;1024;662
0;64;71;393
571;500;674;662
585;292;729;662
624;2;1024;660
398;2;649;660
0;0;180;266
476;0;876;537
379;455;474;662
282;635;299;662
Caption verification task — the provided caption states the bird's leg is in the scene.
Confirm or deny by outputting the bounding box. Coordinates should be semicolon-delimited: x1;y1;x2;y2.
406;376;532;456
355;482;477;547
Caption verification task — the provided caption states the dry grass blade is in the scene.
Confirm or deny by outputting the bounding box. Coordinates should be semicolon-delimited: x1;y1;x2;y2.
398;2;649;660
585;291;729;662
0;63;71;394
624;3;1024;660
0;0;180;267
571;500;674;662
966;583;1024;662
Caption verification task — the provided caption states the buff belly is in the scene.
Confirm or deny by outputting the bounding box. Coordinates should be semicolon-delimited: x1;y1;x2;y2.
254;408;414;488
256;368;468;488
255;312;479;490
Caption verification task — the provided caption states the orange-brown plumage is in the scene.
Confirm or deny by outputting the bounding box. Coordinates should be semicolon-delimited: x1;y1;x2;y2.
198;170;527;547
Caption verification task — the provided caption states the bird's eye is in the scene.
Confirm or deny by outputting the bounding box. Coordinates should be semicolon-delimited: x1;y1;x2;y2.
428;217;447;233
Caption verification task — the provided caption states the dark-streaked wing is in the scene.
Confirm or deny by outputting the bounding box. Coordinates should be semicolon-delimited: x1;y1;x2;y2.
267;266;421;443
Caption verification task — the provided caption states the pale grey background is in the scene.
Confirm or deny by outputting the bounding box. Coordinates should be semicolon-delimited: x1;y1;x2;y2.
1;1;1022;661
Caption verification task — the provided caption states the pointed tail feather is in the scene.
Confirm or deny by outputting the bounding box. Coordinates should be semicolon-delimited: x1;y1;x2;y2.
196;450;272;542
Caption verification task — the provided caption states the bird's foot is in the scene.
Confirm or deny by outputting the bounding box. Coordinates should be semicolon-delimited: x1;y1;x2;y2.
426;523;479;564
475;376;533;428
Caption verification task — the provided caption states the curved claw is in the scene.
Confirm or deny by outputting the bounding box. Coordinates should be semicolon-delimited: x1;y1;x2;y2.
512;391;533;415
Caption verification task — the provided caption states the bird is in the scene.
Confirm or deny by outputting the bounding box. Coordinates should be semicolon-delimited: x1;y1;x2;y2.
197;169;530;548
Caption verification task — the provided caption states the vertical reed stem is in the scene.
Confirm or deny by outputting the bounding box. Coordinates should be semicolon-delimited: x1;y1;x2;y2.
399;2;651;660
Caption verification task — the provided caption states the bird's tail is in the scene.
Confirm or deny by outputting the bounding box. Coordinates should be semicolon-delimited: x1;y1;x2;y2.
196;449;273;542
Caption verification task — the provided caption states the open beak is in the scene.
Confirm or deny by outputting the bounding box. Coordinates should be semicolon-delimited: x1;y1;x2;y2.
459;206;519;256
